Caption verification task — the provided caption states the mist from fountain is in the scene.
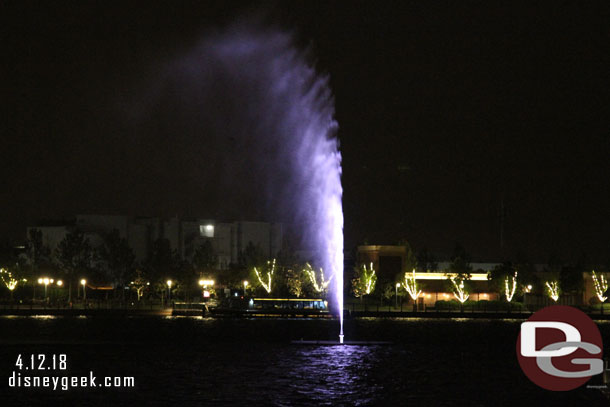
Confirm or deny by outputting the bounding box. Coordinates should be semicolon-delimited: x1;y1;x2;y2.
152;22;344;339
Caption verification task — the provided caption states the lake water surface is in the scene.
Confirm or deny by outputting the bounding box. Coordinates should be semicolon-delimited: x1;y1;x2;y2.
1;316;609;406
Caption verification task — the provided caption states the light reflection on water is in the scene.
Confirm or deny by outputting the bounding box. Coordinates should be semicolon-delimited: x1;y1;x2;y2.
0;315;60;320
0;317;608;406
275;345;384;406
29;315;58;320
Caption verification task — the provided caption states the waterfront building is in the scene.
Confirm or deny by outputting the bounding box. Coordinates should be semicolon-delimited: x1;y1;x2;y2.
27;215;282;269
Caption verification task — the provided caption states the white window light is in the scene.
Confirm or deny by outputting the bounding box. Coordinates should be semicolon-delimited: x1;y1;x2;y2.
200;224;214;237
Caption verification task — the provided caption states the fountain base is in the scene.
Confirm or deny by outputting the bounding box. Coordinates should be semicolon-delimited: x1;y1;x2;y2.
291;340;392;346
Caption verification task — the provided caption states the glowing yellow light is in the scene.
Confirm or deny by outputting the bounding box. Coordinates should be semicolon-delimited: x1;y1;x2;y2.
43;278;49;285
38;278;43;284
449;276;469;303
57;280;63;286
409;272;488;281
166;280;172;288
402;269;422;301
504;272;517;302
362;263;376;295
0;268;23;291
131;271;148;301
545;281;559;302
352;263;377;297
592;270;608;302
304;263;333;293
254;259;276;294
253;298;324;302
80;279;86;286
199;279;214;287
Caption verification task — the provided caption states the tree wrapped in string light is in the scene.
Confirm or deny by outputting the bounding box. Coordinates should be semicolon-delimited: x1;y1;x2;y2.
254;259;276;294
545;281;560;302
449;276;469;303
592;270;608;303
0;268;27;300
286;269;304;298
303;263;333;295
131;270;148;301
504;271;518;302
352;263;377;298
402;269;421;301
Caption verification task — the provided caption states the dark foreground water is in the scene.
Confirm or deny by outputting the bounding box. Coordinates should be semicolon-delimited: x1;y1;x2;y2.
1;316;609;406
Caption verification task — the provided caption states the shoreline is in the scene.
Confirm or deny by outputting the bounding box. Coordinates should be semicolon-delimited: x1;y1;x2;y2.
1;307;610;321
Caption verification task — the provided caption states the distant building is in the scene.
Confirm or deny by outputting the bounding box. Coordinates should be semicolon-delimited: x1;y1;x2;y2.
357;245;503;277
356;245;499;306
28;215;283;269
357;245;407;281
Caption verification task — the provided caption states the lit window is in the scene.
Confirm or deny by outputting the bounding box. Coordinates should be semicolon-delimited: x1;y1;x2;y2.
200;224;214;237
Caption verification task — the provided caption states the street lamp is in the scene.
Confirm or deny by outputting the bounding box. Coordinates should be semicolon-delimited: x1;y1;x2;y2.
81;279;87;301
395;283;401;308
243;280;249;296
198;279;214;299
167;280;173;301
199;279;214;287
39;277;53;301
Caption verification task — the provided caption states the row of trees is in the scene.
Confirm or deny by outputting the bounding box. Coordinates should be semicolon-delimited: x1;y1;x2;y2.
351;262;609;306
349;241;609;305
1;228;226;302
3;232;607;305
0;229;338;302
350;242;476;304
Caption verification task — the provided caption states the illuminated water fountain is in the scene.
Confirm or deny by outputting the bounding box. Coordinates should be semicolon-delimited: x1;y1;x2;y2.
167;23;344;341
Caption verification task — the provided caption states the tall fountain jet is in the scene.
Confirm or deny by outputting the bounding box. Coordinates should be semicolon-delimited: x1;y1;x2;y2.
160;22;344;340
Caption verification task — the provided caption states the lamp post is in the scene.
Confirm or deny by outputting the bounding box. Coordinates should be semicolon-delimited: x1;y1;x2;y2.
56;280;62;302
395;283;400;308
198;279;204;300
80;279;87;301
243;280;248;297
167;280;173;302
39;278;53;302
198;279;214;299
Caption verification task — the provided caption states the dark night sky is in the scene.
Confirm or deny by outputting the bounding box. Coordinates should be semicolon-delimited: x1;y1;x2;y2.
2;1;610;263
